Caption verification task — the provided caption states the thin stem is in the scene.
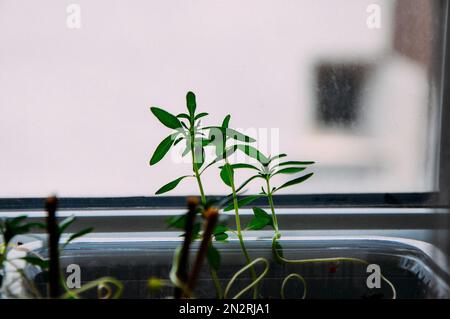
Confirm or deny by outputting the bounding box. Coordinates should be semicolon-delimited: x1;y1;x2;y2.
224;257;269;299
266;178;280;237
272;241;397;299
188;126;222;298
226;162;258;299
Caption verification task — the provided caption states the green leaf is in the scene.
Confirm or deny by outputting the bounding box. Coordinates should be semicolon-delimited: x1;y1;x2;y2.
228;163;259;171
269;154;287;163
207;244;221;271
166;214;186;229
65;228;93;246
174;137;184;145
9;215;27;227
150;133;178;165
200;145;238;174
274;173;314;193
186;91;197;117
272;167;306;176
58;216;75;235
253;207;273;226
236;145;269;165
246;207;272;230
22;256;49;270
191;222;202;240
222;115;231;128
214;233;228;241
235;175;264;193
155;175;191;195
278;161;315;167
177;113;190;120
224;195;263;212
150;107;182;129
213;225;228;235
226;129;256;143
220;164;234;187
195;112;209;120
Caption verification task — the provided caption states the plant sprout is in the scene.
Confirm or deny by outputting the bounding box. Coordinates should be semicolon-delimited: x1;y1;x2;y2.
226;151;397;299
150;93;268;299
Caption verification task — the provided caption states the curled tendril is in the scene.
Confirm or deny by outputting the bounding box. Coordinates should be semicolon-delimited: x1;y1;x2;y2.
60;277;123;299
281;273;307;299
272;237;397;299
224;257;269;299
169;245;192;297
97;282;113;299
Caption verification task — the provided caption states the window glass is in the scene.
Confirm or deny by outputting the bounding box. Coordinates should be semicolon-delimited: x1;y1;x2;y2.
0;0;446;197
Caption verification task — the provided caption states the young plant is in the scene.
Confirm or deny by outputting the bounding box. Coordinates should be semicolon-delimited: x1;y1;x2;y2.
213;116;262;298
149;91;227;296
226;151;397;299
149;92;263;298
0;215;44;297
22;196;123;299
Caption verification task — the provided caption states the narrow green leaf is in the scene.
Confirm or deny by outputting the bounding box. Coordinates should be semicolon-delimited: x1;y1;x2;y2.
246;207;272;230
174;137;184;145
214;233;228;241
156;175;191;195
226;129;256;143
224;195;263;212
65;228;93;245
58;216;75;235
213;225;229;235
269;154;287;163
253;207;273;226
186;91;196;117
200;145;238;174
272;167;306;176
9;215;27;226
150;133;178;165
207;244;221;271
190;222;202;241
222;115;231;128
166;214;186;229
177;113;190;120
278;161;315;167
235;175;264;194
236;145;269;165
195;112;209;120
229;163;259;171
220;164;234;187
150;107;182;129
22;256;49;270
274;173;314;193
246;218;268;230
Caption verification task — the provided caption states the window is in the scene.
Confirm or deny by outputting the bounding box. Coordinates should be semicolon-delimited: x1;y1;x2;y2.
0;0;447;203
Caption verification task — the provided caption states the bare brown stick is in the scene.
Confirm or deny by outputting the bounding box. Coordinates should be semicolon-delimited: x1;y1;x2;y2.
174;197;199;299
45;195;60;298
185;207;219;297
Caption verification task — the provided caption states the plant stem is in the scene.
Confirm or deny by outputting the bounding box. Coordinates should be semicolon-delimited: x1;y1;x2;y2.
189;128;222;298
266;178;280;237
226;162;258;299
190;128;206;205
